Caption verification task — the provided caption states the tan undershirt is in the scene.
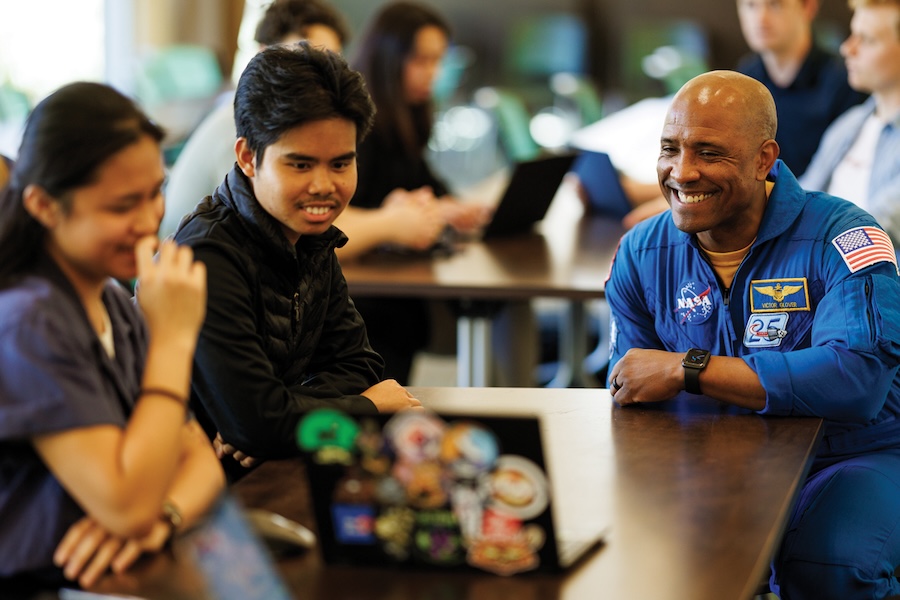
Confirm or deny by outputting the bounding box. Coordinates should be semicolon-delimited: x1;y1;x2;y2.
700;239;754;291
699;180;774;290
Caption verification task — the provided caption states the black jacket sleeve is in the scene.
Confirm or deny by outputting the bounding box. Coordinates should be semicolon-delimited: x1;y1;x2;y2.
189;244;379;459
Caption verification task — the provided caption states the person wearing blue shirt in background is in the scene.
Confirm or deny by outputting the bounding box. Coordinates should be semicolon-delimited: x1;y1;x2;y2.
606;70;900;599
800;0;900;246
736;0;866;177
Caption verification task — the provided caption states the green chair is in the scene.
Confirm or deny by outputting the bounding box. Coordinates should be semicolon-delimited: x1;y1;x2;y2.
473;86;540;163
505;13;588;81
134;45;224;165
0;83;30;123
134;45;223;108
550;72;605;126
620;19;709;99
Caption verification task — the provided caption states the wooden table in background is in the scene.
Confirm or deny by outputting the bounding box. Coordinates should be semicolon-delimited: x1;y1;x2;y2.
341;185;625;386
92;388;823;600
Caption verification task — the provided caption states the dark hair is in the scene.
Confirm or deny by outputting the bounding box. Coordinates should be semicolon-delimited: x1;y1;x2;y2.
254;0;350;47
351;1;450;158
234;42;375;165
0;82;164;287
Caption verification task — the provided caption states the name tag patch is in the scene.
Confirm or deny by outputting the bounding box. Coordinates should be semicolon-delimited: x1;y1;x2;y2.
744;312;789;348
749;278;809;313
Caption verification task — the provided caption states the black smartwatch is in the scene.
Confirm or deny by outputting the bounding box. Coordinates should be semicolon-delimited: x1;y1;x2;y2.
682;348;711;395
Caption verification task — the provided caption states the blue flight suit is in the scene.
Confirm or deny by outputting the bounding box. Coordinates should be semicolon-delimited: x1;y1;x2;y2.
606;161;900;599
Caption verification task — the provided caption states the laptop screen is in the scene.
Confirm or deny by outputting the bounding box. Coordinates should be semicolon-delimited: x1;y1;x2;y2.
296;408;568;576
571;150;633;218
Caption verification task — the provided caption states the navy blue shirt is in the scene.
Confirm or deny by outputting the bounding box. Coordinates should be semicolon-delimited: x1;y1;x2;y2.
0;256;147;576
737;44;867;177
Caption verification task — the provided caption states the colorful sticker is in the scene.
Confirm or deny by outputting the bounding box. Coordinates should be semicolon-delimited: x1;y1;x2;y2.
296;408;359;464
744;312;790;348
406;462;447;509
332;504;375;544
482;455;550;520
440;422;499;479
412;510;464;565
749;278;809;313
374;507;415;559
674;281;714;325
466;529;543;576
309;410;555;575
384;411;446;464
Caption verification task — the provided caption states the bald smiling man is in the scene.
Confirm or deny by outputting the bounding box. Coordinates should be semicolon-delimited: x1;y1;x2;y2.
606;71;900;599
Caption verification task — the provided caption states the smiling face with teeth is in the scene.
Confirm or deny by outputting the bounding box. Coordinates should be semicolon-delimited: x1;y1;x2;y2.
657;71;780;252
236;117;358;245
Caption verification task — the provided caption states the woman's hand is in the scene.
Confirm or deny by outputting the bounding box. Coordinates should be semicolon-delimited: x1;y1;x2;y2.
438;198;492;234
381;188;447;250
54;516;172;589
134;236;207;347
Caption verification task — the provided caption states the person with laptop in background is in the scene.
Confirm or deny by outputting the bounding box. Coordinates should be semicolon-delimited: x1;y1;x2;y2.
606;70;900;599
0;82;223;592
799;0;900;246
161;0;351;239
343;1;539;386
173;43;422;482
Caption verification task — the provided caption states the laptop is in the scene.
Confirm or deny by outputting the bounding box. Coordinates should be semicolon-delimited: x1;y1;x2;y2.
481;153;576;239
295;407;607;576
570;150;633;218
179;494;293;600
373;154;575;256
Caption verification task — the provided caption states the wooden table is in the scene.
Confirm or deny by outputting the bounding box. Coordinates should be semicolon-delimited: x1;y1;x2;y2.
341;185;625;386
91;388;823;600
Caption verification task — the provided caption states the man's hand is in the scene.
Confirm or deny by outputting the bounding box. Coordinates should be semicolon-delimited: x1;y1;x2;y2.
608;348;684;405
213;432;259;468
54;516;171;589
361;379;423;412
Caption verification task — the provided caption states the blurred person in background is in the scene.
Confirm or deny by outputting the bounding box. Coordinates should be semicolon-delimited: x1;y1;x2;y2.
161;0;350;238
800;0;900;246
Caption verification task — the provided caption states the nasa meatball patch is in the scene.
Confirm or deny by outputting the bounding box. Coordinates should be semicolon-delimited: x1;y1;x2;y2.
674;281;714;325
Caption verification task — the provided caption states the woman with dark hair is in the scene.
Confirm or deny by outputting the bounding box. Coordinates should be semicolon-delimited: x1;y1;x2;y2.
338;1;492;383
0;82;223;591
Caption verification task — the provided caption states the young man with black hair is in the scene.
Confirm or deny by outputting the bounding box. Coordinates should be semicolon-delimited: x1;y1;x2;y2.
174;43;421;480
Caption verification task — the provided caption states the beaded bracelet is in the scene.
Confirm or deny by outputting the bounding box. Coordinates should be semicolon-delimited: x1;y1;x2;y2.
142;387;187;405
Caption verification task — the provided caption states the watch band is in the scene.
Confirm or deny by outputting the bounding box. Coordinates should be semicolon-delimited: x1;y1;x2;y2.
684;364;703;394
161;499;183;545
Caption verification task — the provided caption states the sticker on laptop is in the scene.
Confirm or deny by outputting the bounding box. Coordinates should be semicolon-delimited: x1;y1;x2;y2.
296;409;551;575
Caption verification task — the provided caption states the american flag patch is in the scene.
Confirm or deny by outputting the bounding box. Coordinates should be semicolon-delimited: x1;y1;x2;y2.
831;226;898;273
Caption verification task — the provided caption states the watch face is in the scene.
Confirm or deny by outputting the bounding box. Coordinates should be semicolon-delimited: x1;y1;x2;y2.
684;349;710;368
